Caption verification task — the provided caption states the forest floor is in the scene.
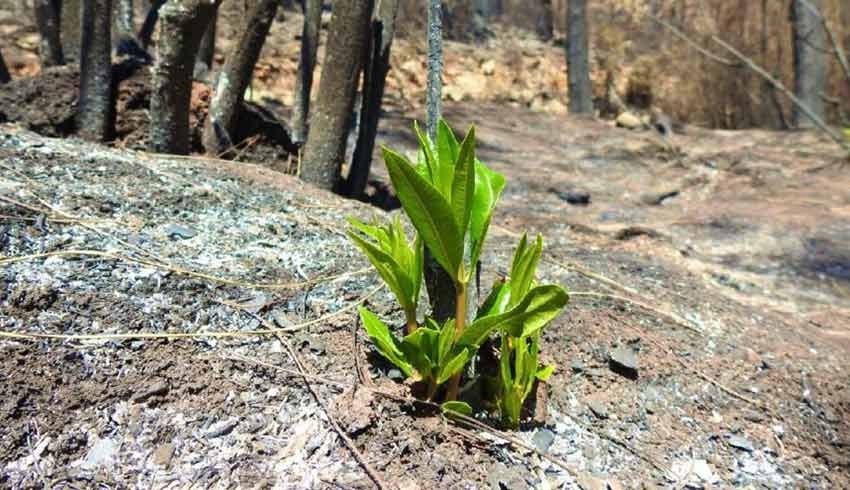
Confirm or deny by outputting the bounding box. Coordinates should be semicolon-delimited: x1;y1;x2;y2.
1;106;849;488
2;3;850;489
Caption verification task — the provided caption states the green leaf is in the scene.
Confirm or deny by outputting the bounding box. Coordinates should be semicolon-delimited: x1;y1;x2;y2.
346;229;409;311
469;161;506;267
413;121;438;183
401;326;440;381
451;126;476;238
383;147;463;281
509;234;543;306
440;400;472;417
458;285;568;347
437;317;455;366
436;120;459;167
476;280;511;319
536;364;555;381
359;307;414;377
437;348;470;384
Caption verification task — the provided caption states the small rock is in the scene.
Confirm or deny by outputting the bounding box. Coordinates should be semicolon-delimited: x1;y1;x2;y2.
165;224;197;240
387;369;404;381
152;443;175;467
615;112;644;130
609;345;639;379
205;417;240;438
532;428;555;453
640;189;679;206
570;359;585;373
576;473;608;490
132;380;169;403
81;437;118;469
550;188;591;205
587;400;609;419
727;434;755;452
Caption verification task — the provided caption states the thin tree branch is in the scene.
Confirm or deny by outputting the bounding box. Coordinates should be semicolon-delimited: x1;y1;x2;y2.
649;15;740;67
710;36;850;153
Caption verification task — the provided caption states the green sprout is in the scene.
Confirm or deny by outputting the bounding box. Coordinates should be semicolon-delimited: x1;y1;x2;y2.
349;119;568;424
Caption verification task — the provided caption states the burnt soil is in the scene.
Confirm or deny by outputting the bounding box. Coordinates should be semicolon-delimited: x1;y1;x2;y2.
2;5;850;490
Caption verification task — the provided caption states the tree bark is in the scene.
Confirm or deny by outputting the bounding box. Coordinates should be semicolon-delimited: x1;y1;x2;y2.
195;10;217;77
202;0;277;155
425;0;442;141
343;0;400;198
35;0;65;67
566;0;593;114
0;50;10;84
289;0;322;144
149;0;218;154
791;0;827;128
300;0;374;191
474;0;502;18
138;0;166;49
116;0;134;36
60;0;82;63
537;0;554;41
77;0;115;141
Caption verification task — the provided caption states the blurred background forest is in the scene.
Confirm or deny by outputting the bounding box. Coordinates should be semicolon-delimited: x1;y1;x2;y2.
1;0;848;132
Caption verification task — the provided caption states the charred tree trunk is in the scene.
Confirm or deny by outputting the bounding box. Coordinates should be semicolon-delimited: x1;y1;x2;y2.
138;0;166;49
202;0;277;155
300;0;373;191
61;0;82;63
35;0;65;67
116;0;134;36
290;0;322;144
149;0;218;154
194;10;217;78
537;0;554;41
791;0;827;128
77;0;115;141
566;0;593;114
474;0;502;18
343;0;400;198
0;50;10;84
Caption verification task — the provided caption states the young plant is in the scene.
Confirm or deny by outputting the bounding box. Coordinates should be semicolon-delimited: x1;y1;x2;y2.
476;233;562;429
347;216;422;333
349;119;569;423
381;120;505;399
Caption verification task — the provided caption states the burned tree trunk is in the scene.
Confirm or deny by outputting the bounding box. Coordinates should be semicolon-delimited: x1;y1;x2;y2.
194;10;217;78
343;0;400;198
566;0;593;114
0;50;10;84
791;0;827;128
201;0;278;155
138;0;166;49
290;0;322;144
35;0;65;67
149;0;218;154
77;0;115;141
537;0;554;42
116;0;134;36
300;0;373;191
61;0;82;63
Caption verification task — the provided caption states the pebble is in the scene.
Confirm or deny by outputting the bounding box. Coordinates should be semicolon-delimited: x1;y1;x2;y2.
81;437;118;469
570;359;585;373
532;428;555;453
206;417;240;438
727;434;755;452
165;224;197;240
550;188;591;205
609;345;639;379
587;400;609;420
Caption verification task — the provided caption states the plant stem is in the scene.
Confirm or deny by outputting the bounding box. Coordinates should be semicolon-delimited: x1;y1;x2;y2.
404;313;418;335
426;377;438;400
444;280;467;400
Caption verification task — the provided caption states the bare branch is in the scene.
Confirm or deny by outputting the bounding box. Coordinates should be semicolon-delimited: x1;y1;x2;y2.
710;36;850;154
649;15;740;67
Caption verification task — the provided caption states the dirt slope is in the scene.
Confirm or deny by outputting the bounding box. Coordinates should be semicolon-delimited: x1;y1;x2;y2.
2;102;849;489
